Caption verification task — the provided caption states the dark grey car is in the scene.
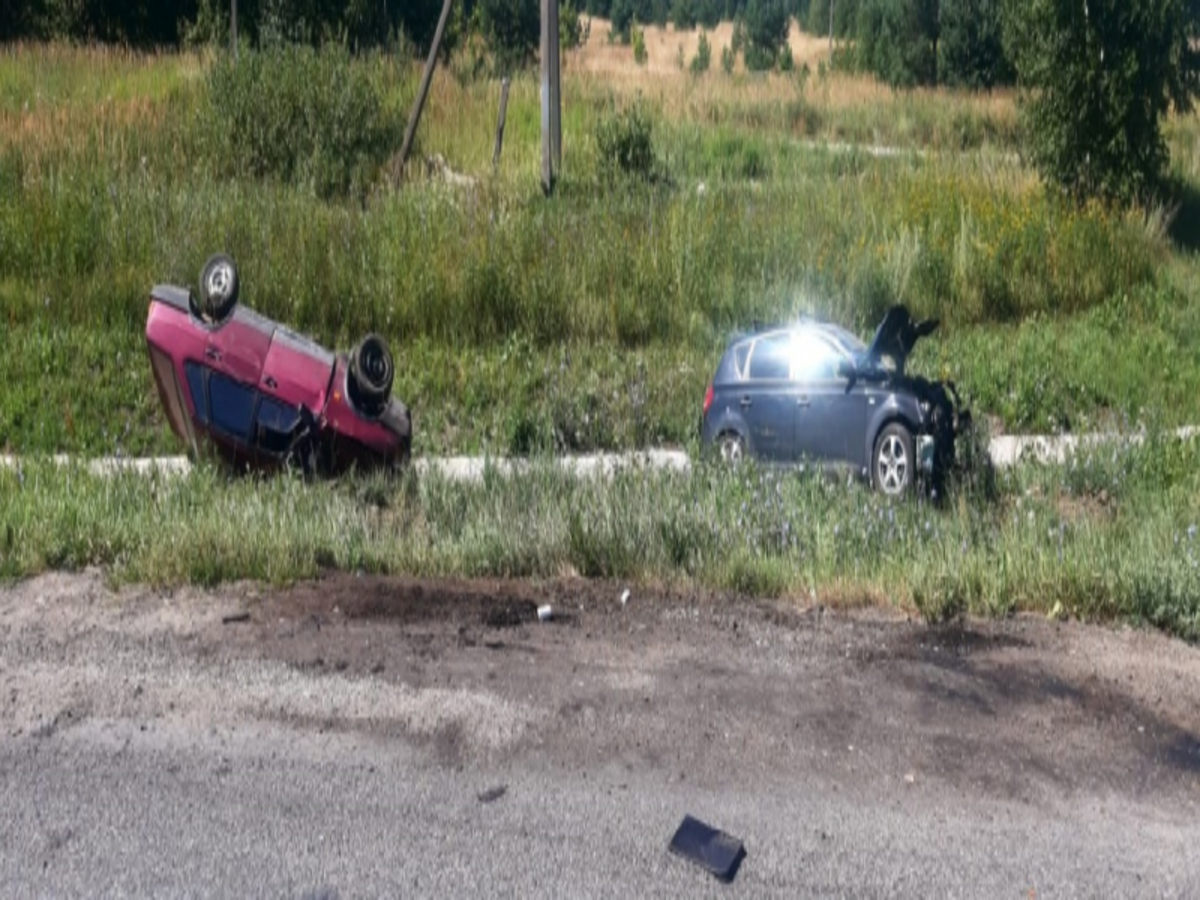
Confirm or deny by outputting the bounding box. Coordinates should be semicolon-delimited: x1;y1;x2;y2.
700;306;971;495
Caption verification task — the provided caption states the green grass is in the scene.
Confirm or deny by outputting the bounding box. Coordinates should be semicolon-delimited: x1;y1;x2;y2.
2;435;1197;639
3;43;1200;637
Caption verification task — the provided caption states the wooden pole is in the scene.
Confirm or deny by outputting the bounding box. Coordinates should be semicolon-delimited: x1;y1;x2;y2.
493;77;511;168
231;0;238;61
398;0;454;179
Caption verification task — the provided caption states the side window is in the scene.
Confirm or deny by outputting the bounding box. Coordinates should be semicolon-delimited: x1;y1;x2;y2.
733;343;751;378
255;397;301;455
792;333;841;381
184;362;209;424
747;334;791;381
208;372;257;440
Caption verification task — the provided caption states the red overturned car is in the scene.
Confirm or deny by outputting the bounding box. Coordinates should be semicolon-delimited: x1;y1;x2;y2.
145;254;411;474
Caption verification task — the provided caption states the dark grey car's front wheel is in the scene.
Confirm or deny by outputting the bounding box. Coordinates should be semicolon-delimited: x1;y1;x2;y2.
872;423;914;496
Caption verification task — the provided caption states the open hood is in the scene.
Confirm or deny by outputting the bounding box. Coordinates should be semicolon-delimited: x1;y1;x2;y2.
862;305;938;373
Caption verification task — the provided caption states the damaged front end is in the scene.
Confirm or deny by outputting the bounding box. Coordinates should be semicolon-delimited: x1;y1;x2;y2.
861;305;974;485
910;375;973;482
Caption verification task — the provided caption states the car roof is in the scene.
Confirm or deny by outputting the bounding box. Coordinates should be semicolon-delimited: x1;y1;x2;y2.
728;319;856;348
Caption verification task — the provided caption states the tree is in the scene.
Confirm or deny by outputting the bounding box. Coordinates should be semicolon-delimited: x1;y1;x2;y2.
939;0;1013;89
742;0;789;70
1004;0;1200;203
671;0;697;29
609;0;634;40
477;0;539;69
854;0;938;87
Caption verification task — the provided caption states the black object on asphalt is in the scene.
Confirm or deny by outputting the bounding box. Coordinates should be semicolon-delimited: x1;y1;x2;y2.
668;815;746;882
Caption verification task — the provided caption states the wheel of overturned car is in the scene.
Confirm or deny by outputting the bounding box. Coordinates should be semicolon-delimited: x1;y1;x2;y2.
349;333;394;413
872;423;914;496
197;253;239;323
717;431;746;466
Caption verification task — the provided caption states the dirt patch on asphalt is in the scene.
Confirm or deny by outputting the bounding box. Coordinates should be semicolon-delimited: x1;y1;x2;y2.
2;571;1198;802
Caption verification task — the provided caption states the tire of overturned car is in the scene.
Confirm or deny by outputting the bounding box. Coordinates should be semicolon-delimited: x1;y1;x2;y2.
349;333;394;414
196;253;240;323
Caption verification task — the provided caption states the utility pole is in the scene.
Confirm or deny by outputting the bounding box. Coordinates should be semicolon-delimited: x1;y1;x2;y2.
549;0;561;172
540;0;561;193
828;0;834;52
398;0;454;177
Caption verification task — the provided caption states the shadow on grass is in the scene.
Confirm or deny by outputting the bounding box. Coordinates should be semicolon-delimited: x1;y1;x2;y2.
1167;180;1200;254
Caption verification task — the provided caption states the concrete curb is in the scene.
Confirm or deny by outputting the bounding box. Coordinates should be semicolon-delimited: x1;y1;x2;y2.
1;428;1195;481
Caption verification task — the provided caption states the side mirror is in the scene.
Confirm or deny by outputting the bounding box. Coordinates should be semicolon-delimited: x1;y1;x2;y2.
837;358;857;393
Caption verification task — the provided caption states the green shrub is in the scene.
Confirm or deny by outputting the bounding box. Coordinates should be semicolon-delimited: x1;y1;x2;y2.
720;43;735;74
690;30;712;74
632;22;648;65
203;44;401;199
595;99;660;183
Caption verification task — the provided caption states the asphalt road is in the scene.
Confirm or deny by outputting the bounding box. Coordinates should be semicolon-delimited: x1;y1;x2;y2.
2;572;1198;898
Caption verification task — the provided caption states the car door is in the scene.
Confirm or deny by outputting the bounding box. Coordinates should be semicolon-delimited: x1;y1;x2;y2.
793;334;872;470
204;307;273;388
739;332;803;461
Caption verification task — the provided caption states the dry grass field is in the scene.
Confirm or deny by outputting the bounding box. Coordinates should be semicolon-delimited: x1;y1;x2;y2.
563;17;1016;133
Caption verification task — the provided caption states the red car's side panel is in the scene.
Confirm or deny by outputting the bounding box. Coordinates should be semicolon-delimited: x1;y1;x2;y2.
206;307;273;387
146;297;207;427
259;328;336;414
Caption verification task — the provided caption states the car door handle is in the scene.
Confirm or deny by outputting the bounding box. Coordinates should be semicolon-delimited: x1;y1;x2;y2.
204;346;222;362
739;396;752;408
796;395;810;407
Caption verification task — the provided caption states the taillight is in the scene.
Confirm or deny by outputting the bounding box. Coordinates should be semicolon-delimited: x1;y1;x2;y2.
702;382;714;417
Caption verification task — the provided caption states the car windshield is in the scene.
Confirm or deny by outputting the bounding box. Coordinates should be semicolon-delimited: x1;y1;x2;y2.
822;324;867;358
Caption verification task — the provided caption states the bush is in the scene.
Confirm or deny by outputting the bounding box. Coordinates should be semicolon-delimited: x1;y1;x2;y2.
690;30;712;74
595;99;660;183
632;22;648;65
721;43;735;74
203;45;401;199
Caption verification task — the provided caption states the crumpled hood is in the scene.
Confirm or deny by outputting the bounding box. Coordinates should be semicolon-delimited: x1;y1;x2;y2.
863;305;938;373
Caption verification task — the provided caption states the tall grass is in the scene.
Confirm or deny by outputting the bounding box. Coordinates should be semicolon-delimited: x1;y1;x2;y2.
2;435;1198;638
1;44;1198;458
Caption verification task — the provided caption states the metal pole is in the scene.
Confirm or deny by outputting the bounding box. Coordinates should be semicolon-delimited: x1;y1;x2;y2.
231;0;238;60
549;0;561;173
493;77;511;168
540;0;553;193
398;0;454;178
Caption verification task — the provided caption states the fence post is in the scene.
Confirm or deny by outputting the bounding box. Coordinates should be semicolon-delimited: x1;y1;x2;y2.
493;77;511;169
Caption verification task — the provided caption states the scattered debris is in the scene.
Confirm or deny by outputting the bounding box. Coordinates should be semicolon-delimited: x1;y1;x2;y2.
537;604;553;622
668;815;746;883
477;785;507;804
621;588;631;606
221;612;251;625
